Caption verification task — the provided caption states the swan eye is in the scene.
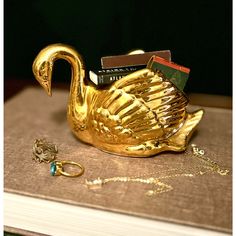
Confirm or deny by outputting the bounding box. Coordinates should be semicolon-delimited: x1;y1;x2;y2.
39;61;50;79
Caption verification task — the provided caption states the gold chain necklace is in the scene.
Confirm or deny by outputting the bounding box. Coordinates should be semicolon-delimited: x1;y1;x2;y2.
85;144;230;196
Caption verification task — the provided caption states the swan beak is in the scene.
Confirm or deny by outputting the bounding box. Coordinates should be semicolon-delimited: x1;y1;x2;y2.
32;62;52;96
42;81;52;96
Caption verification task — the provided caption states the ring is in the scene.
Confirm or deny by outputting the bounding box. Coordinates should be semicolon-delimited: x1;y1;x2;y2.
50;160;84;177
33;138;58;163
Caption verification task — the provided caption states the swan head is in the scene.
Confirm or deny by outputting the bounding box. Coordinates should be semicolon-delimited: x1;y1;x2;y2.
32;47;56;96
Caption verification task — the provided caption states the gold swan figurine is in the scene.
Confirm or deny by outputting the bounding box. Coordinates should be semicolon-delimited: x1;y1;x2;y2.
32;44;204;157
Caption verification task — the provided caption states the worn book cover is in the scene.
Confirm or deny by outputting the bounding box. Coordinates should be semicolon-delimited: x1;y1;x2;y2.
4;88;232;234
147;56;190;91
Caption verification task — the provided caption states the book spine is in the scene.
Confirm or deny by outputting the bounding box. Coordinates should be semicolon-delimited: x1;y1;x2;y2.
97;65;145;74
90;66;145;86
98;74;125;85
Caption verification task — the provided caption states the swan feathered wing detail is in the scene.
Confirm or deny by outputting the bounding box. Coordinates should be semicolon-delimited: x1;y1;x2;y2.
89;69;188;145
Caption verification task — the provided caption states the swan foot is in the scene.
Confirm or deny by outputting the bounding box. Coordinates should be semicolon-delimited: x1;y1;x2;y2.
126;109;204;156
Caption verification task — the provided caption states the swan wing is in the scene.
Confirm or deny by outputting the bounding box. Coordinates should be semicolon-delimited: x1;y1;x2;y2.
90;68;188;144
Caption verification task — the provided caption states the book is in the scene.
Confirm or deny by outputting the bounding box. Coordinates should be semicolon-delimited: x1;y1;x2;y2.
89;66;145;86
147;56;190;91
101;50;171;69
4;88;232;235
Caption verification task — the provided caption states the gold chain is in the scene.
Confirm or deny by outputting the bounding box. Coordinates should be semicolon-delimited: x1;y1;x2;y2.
190;144;229;176
85;144;230;196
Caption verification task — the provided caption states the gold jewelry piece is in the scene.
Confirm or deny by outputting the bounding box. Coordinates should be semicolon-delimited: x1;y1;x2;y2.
190;144;229;176
85;177;174;196
32;138;58;163
50;160;84;177
32;44;204;157
86;144;229;196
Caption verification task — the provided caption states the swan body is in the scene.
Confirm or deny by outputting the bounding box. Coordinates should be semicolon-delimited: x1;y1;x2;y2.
32;44;203;157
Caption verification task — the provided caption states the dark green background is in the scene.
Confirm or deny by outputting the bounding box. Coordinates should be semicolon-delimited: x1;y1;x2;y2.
5;0;232;95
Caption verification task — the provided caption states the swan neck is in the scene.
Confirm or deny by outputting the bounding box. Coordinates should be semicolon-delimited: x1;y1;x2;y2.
54;48;85;105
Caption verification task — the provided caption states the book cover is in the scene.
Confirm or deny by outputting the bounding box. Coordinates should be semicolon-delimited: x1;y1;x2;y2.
89;66;145;86
147;56;190;91
4;88;232;235
101;50;171;69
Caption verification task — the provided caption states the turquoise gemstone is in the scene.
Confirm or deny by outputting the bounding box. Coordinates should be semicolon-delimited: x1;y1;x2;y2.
50;162;57;176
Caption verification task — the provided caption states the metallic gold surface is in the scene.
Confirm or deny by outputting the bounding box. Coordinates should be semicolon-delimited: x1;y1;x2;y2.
32;44;204;157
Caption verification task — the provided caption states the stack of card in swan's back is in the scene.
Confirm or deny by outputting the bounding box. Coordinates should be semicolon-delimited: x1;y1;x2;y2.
4;87;232;236
89;49;190;92
89;50;171;86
